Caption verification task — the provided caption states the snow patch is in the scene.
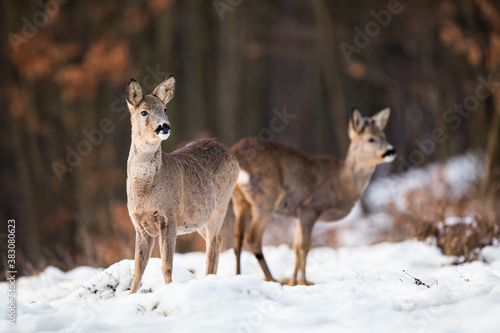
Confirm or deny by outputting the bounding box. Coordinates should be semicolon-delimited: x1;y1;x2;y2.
365;150;483;212
2;242;500;332
442;216;477;227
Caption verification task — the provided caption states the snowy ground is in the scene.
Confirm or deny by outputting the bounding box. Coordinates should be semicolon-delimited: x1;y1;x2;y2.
2;241;500;333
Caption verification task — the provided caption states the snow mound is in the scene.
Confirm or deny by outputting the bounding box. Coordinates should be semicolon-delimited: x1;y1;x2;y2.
16;265;103;304
73;259;196;300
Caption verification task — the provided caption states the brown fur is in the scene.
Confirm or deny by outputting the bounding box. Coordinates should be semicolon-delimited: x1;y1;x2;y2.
125;75;239;293
231;108;396;285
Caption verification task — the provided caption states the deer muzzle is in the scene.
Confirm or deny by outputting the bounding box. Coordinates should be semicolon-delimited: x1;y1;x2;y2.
382;147;397;162
156;123;171;140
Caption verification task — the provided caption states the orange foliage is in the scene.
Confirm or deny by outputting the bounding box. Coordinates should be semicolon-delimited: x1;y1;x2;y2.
54;35;131;101
148;0;175;12
8;85;29;118
8;32;81;79
439;20;482;67
124;7;148;32
8;85;50;133
92;2;119;21
475;0;500;30
95;202;135;265
488;34;500;69
440;0;500;68
347;61;366;80
42;205;74;233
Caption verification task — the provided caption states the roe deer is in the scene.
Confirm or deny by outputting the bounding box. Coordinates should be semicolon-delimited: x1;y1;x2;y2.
232;108;396;285
125;74;239;293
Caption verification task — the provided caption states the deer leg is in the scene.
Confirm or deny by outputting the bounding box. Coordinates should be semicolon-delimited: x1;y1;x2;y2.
247;210;276;282
197;227;206;241
290;220;302;286
297;233;312;285
290;211;317;286
204;201;228;275
215;234;223;270
232;188;251;275
129;228;154;294
158;216;177;285
198;222;218;276
205;231;223;275
204;229;219;275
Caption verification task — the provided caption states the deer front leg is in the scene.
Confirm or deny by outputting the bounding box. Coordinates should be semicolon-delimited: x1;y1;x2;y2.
130;228;155;294
159;216;177;284
290;210;317;286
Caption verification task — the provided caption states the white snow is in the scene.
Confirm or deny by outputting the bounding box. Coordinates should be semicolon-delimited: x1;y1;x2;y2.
2;241;500;333
237;170;250;185
442;216;477;227
364;150;483;212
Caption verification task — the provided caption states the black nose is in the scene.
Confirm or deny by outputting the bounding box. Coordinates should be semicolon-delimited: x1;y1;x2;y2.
162;123;170;133
382;148;396;158
156;123;170;134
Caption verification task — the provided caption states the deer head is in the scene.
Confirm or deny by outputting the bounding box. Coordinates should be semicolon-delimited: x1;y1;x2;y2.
348;107;396;167
126;74;176;145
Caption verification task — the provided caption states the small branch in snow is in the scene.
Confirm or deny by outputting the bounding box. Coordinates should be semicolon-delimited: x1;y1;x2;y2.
350;268;366;282
403;270;438;288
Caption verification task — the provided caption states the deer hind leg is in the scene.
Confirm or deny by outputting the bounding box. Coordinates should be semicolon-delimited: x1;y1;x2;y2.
290;211;317;286
158;215;177;285
246;204;278;282
204;231;223;275
198;228;223;275
290;220;302;286
232;187;251;275
204;199;230;275
129;228;155;294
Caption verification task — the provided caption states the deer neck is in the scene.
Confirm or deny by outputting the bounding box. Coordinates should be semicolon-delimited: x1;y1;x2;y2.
127;139;163;193
340;147;376;200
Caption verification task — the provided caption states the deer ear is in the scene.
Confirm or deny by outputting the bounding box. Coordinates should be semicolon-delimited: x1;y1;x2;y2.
372;107;390;130
153;74;175;105
126;79;143;108
348;107;364;140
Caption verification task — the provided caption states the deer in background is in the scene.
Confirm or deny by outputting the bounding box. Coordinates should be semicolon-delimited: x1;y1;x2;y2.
232;108;396;285
125;74;239;294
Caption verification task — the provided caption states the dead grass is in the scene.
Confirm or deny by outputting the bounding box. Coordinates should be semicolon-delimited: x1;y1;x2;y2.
387;186;500;263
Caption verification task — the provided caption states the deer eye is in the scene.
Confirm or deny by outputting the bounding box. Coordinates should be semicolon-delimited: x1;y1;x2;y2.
141;111;148;116
164;109;167;114
368;137;375;143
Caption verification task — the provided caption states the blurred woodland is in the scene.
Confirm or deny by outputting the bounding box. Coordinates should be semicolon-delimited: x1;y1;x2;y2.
1;0;500;276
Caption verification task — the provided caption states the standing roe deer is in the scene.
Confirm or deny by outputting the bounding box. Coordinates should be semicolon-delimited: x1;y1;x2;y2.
232;108;396;285
125;74;239;294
